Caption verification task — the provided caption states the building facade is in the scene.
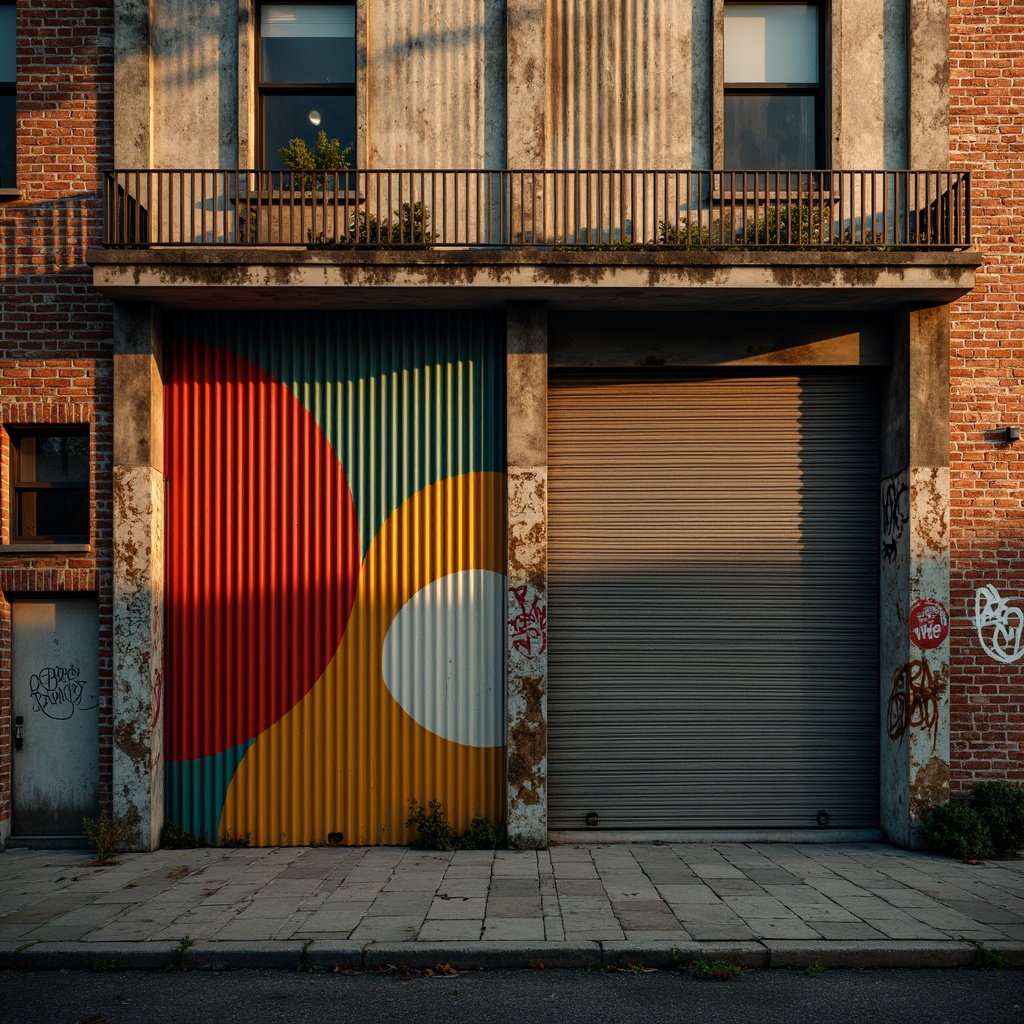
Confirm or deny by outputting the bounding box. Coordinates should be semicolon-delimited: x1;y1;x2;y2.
0;0;1019;852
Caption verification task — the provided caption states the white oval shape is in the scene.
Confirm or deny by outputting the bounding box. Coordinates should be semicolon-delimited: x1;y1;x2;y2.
382;569;505;748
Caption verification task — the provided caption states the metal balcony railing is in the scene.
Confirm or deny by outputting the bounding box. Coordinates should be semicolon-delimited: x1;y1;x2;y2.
103;169;971;250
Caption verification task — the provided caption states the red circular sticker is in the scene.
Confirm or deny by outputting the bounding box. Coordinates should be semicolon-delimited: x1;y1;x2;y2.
910;598;949;649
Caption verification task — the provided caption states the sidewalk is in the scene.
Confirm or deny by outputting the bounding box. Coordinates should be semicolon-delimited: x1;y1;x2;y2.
2;842;1023;971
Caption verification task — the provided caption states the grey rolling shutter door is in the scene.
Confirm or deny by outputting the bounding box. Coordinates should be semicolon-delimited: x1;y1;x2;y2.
547;372;880;830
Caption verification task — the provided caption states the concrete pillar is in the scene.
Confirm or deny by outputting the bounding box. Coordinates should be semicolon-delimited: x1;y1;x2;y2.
880;304;950;848
112;305;165;851
907;0;950;170
113;0;153;167
506;302;548;850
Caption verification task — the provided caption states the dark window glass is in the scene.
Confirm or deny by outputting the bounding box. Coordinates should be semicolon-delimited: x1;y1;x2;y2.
261;37;355;85
0;93;14;189
724;94;816;169
11;430;90;542
724;2;823;170
258;3;356;167
263;94;356;168
1;2;13;189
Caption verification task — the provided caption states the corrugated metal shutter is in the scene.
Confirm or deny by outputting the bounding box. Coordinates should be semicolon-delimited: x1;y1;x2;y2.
547;371;880;830
164;310;506;846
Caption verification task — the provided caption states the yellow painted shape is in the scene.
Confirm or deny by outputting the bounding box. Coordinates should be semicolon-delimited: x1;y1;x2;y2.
222;471;506;846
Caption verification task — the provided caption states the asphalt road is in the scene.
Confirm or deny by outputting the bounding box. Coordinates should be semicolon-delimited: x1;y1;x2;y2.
2;967;1022;1024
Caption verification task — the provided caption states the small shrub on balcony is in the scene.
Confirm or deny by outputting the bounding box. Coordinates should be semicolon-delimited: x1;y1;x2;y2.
743;200;827;246
279;130;351;192
307;200;435;249
658;219;711;247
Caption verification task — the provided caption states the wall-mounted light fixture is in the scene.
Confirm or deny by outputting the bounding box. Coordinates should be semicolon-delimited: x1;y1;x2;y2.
1001;426;1021;444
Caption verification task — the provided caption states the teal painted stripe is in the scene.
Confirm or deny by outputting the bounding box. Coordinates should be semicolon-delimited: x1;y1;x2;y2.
165;740;255;845
170;310;505;556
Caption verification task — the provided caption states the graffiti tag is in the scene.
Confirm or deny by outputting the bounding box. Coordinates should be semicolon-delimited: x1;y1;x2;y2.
909;598;949;650
886;659;942;748
29;665;98;720
510;584;547;658
973;584;1024;665
881;477;909;563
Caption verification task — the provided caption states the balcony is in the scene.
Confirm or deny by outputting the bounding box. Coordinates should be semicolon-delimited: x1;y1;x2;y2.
90;168;980;312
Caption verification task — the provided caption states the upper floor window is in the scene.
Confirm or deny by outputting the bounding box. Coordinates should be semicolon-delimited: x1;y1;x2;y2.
724;2;824;169
9;428;90;543
0;1;14;189
258;3;356;168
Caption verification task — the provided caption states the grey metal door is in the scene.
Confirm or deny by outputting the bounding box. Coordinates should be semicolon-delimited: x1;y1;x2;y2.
11;596;100;835
547;372;879;830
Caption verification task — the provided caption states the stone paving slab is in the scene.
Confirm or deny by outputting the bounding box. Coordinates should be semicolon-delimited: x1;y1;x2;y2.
1;843;1022;970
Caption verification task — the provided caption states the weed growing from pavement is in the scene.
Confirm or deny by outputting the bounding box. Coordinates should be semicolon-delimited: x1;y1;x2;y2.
685;957;744;981
797;962;826;977
83;806;142;865
976;945;1006;972
90;957;119;972
297;940;314;972
166;935;194;971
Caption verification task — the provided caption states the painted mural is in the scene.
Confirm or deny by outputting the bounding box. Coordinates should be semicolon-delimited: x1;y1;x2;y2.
165;311;506;846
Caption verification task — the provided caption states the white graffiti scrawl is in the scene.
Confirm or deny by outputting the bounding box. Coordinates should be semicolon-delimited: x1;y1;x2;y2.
973;584;1024;665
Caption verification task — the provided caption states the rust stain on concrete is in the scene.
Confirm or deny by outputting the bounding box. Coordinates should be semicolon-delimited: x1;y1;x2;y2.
910;755;950;820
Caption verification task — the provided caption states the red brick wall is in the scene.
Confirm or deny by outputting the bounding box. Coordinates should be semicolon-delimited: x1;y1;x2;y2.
949;1;1024;792
0;1;115;833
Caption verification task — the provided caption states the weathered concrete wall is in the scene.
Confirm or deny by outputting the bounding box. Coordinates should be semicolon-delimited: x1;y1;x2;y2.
116;0;240;168
834;0;907;168
880;306;951;848
909;0;950;170
506;302;548;849
112;305;165;851
545;0;693;168
366;0;506;167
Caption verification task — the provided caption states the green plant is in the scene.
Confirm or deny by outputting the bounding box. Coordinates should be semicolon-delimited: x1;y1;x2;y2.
919;799;995;862
743;200;826;246
279;130;351;191
297;939;314;973
797;962;826;977
355;201;434;246
166;935;194;972
658;218;711;247
976;945;1007;972
970;782;1024;854
90;957;120;972
160;819;207;849
406;799;456;851
455;816;506;851
83;806;142;865
686;958;743;981
217;829;251;848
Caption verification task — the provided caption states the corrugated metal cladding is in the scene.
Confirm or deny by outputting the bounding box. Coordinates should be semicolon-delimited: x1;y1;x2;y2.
367;0;506;167
546;0;691;167
547;372;881;830
164;311;505;846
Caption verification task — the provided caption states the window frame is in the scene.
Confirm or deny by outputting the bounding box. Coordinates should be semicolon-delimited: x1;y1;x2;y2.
255;0;357;169
9;426;91;545
717;0;830;172
0;0;15;193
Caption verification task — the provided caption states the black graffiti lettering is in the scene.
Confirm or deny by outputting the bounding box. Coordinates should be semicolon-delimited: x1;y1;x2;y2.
881;477;909;563
28;665;98;721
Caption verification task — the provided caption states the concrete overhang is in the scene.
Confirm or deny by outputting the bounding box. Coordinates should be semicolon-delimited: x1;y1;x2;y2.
88;247;982;312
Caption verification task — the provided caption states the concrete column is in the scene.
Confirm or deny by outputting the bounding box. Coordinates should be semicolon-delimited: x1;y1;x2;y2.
907;0;950;169
113;0;153;167
112;305;165;851
880;305;951;848
506;0;546;168
506;302;548;850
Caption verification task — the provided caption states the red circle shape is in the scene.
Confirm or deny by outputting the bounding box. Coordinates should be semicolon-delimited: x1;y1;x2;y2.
166;340;360;761
909;598;949;650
